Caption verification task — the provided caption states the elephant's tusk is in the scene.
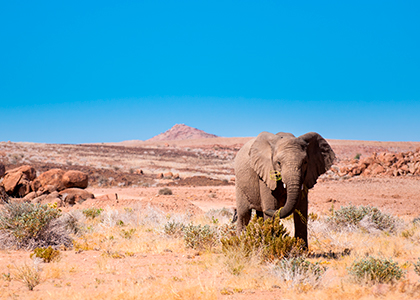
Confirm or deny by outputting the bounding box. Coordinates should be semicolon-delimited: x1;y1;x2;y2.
301;184;304;190
283;183;286;189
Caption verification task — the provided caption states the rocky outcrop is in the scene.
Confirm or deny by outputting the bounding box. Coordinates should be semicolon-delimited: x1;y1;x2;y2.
326;149;420;179
0;165;92;207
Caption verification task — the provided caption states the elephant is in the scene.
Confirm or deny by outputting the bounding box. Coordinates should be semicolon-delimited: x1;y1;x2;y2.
234;131;335;248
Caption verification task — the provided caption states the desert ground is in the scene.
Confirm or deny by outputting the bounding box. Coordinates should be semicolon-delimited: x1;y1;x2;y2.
1;134;420;299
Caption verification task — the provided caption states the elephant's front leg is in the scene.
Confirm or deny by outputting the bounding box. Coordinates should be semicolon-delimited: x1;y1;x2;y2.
293;189;308;249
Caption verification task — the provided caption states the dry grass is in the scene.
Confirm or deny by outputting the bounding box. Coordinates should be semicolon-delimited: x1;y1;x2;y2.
2;205;420;299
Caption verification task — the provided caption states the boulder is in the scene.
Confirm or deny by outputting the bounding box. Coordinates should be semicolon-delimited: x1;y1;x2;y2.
2;165;36;196
32;169;66;192
59;188;94;206
2;170;24;194
62;170;88;189
0;163;5;178
0;186;9;203
164;172;173;178
23;191;38;202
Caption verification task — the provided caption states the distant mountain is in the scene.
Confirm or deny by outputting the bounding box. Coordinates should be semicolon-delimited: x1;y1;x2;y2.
147;124;219;141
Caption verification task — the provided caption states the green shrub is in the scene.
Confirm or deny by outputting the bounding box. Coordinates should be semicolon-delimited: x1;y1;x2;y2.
414;258;420;276
164;221;185;237
222;214;304;262
30;246;61;263
183;223;217;250
120;228;136;239
0;202;61;242
328;204;398;232
158;188;173;195
349;256;405;284
82;208;103;219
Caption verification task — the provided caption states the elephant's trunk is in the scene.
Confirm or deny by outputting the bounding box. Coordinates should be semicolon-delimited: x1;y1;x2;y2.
265;174;301;219
279;181;301;218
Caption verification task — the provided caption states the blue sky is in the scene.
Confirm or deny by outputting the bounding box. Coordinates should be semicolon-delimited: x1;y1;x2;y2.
1;1;419;143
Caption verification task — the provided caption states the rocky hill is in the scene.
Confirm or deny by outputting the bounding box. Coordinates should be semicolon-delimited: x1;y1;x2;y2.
147;124;218;142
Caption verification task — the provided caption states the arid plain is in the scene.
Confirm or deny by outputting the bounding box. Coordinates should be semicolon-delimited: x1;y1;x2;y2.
1;125;420;299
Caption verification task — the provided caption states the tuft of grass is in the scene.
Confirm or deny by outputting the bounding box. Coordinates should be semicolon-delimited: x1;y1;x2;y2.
349;256;405;285
12;262;42;291
222;214;304;262
82;208;104;219
30;246;61;263
271;257;327;290
183;223;217;250
120;228;136;239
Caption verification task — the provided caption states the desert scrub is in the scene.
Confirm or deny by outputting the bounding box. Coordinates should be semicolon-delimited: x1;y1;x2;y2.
349;256;405;284
82;208;104;219
30;246;61;263
222;215;304;262
164;221;185;237
158;188;173;195
328;204;399;233
0;202;61;242
414;258;420;276
271;257;327;290
183;223;217;250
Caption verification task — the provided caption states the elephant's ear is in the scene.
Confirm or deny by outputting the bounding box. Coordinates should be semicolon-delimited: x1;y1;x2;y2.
249;131;278;190
299;132;336;189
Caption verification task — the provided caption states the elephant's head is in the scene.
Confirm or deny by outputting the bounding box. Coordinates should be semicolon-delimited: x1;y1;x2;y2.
249;131;335;218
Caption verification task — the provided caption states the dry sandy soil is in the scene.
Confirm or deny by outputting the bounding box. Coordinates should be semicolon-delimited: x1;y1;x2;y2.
1;136;420;299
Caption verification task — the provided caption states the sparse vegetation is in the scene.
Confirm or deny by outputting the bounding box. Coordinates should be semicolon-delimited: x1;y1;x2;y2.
271;257;327;290
328;204;399;233
183;223;217;250
82;208;103;219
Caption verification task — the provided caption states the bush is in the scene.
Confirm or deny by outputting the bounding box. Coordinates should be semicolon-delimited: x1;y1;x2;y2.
349;256;405;284
183;223;217;250
0;202;61;242
222;214;304;262
328;204;398;232
82;208;103;219
30;246;61;263
164;221;185;237
271;257;327;289
158;188;173;195
414;258;420;276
